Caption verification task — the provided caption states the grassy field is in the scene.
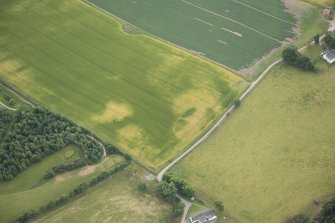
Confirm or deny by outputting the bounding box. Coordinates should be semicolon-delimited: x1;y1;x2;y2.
0;145;125;223
0;85;30;109
88;0;296;70
301;0;334;7
172;63;335;223
33;164;172;223
0;0;247;170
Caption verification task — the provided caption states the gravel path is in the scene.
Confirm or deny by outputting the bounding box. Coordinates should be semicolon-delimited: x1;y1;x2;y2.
0;101;16;111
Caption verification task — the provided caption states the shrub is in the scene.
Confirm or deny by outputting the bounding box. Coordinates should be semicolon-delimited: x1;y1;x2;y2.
214;200;224;212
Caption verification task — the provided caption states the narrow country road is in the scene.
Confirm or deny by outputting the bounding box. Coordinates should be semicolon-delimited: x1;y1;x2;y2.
87;135;107;157
155;37;323;222
0;101;16;111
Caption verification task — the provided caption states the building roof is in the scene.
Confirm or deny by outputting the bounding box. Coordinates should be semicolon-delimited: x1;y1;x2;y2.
188;208;217;223
322;50;335;64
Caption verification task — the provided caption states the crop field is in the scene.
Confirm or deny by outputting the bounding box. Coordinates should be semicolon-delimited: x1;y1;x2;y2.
33;164;172;223
172;64;335;223
0;0;247;170
0;145;125;223
87;0;297;70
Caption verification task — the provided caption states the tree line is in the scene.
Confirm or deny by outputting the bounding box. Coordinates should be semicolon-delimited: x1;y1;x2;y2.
282;46;315;71
0;107;106;181
16;162;130;223
43;159;86;180
287;197;335;223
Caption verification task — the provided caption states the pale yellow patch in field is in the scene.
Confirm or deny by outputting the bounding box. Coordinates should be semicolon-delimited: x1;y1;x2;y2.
92;101;133;123
0;59;23;76
116;124;157;159
173;88;220;138
78;165;96;176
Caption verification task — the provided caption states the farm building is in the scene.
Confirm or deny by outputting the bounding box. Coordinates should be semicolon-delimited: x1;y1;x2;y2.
321;50;335;64
188;208;217;223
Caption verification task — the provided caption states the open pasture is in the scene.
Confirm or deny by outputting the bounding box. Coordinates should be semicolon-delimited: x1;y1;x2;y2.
88;0;297;70
0;148;125;223
172;64;335;223
0;0;246;170
33;164;172;223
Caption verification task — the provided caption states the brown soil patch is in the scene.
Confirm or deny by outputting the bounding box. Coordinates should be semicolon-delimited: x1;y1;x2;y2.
79;165;96;176
55;172;71;182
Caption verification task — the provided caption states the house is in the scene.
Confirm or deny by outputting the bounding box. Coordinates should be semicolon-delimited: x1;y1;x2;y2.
321;50;335;64
188;208;217;223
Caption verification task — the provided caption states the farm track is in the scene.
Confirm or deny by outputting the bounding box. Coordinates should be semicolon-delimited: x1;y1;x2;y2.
0;101;16;111
156;38;323;222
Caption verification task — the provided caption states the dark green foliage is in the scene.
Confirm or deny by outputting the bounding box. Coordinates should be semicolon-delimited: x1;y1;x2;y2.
214;200;224;212
173;201;185;216
0;107;105;181
156;181;178;202
233;98;241;107
282;46;315;71
163;172;195;199
43;159;87;180
324;32;335;49
315;34;320;44
137;182;148;192
106;144;120;155
315;198;335;223
287;214;308;223
15;162;129;223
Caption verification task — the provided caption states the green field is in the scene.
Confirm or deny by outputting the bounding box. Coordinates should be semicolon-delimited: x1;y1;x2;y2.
0;85;30;109
0;145;125;223
88;0;296;70
0;0;246;170
33;164;172;223
172;64;335;223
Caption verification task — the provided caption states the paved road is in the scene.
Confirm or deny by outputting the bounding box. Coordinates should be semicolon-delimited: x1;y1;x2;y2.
155;37;324;222
0;101;16;111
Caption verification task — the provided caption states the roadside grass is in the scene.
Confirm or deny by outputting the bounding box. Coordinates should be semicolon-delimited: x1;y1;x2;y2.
32;164;172;223
0;85;30;109
172;64;335;223
0;0;246;171
0;151;125;223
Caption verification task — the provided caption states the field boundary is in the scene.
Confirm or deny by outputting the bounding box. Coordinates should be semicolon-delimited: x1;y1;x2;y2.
83;0;242;78
156;35;323;181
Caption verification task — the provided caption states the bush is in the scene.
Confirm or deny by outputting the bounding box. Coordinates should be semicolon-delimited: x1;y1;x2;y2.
173;201;185;216
233;98;241;107
163;172;195;199
282;46;315;71
156;181;178;202
137;182;148;192
214;200;224;212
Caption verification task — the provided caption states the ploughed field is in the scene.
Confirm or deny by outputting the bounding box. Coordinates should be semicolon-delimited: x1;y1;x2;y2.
172;64;335;223
88;0;297;70
0;0;246;170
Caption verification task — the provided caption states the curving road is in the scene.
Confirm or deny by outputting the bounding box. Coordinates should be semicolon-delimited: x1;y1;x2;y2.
0;101;16;111
155;37;324;222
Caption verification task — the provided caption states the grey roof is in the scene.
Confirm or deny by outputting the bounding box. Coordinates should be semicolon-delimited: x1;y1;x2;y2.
322;50;335;63
188;208;217;223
